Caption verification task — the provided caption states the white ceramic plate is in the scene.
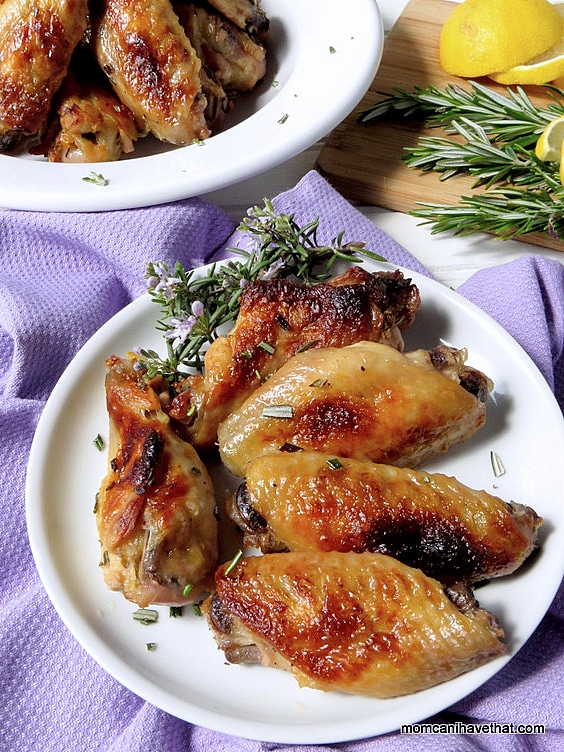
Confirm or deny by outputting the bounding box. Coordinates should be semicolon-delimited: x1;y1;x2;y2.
26;259;564;744
0;0;382;212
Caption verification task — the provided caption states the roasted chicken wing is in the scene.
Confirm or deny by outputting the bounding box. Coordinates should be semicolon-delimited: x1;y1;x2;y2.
92;0;210;144
205;0;268;34
174;1;267;91
96;355;218;607
218;342;492;477
0;0;88;152
34;70;139;162
169;268;420;450
203;551;506;697
229;452;542;582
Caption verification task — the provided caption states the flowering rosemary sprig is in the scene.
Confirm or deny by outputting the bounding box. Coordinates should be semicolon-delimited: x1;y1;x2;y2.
138;200;385;380
358;81;564;240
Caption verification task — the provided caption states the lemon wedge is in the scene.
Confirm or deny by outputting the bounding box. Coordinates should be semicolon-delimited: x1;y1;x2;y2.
440;0;564;78
489;17;564;85
535;115;564;161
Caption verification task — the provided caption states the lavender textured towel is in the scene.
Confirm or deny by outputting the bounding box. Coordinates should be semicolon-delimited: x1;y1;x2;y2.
1;171;563;751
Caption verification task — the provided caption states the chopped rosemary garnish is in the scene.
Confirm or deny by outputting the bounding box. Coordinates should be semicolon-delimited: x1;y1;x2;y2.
279;442;304;452
326;457;343;470
490;450;506;478
261;404;294;419
169;606;183;618
182;583;193;597
225;549;243;576
310;378;328;387
139;200;385;381
193;604;203;617
82;171;108;186
93;433;104;451
258;340;276;354
146;642;157;651
297;339;319;353
132;608;159;625
358;81;564;240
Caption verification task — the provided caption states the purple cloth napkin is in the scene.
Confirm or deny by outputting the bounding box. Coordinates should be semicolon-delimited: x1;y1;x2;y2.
1;170;563;751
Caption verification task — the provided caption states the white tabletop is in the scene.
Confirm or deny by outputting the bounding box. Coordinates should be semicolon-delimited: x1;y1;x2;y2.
202;0;564;290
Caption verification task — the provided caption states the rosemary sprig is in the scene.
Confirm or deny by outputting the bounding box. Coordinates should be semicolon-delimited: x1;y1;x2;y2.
358;81;564;241
411;187;564;240
358;81;564;145
139;200;385;380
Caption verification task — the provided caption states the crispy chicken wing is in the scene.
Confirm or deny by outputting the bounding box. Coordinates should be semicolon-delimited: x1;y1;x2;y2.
96;355;218;607
170;268;420;450
174;1;267;91
0;0;88;152
35;70;139;162
203;551;506;697
205;0;268;34
218;342;492;477
229;452;542;582
92;0;210;144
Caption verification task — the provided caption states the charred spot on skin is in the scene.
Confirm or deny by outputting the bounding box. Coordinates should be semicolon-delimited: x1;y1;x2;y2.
235;483;268;533
365;512;487;583
459;368;492;403
132;429;164;494
208;592;234;634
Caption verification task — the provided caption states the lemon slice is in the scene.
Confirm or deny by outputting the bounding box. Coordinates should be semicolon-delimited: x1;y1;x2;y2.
489;35;564;85
535;115;564;161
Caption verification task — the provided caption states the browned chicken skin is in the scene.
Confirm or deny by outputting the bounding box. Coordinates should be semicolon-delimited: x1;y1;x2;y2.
217;342;492;478
205;0;268;34
92;0;210;144
169;268;421;450
34;69;139;162
0;0;89;151
229;452;542;583
174;1;266;91
96;355;218;607
203;552;506;698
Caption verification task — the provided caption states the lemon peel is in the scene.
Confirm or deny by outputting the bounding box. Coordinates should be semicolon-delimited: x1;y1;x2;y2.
439;0;564;78
535;115;564;161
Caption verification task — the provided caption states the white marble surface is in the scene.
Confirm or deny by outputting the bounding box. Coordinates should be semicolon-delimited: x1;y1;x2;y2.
203;0;564;290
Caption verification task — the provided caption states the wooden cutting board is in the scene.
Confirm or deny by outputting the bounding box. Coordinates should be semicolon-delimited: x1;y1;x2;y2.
316;0;564;252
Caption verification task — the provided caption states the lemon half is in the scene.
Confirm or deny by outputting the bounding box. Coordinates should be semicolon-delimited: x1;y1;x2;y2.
440;0;564;78
490;6;564;84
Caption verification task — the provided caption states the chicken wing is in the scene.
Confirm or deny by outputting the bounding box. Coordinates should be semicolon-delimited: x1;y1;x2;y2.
169;268;420;450
92;0;210;144
205;0;268;35
202;551;506;698
34;70;139;162
174;2;267;91
0;0;88;152
218;342;492;477
229;452;542;582
96;355;218;607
